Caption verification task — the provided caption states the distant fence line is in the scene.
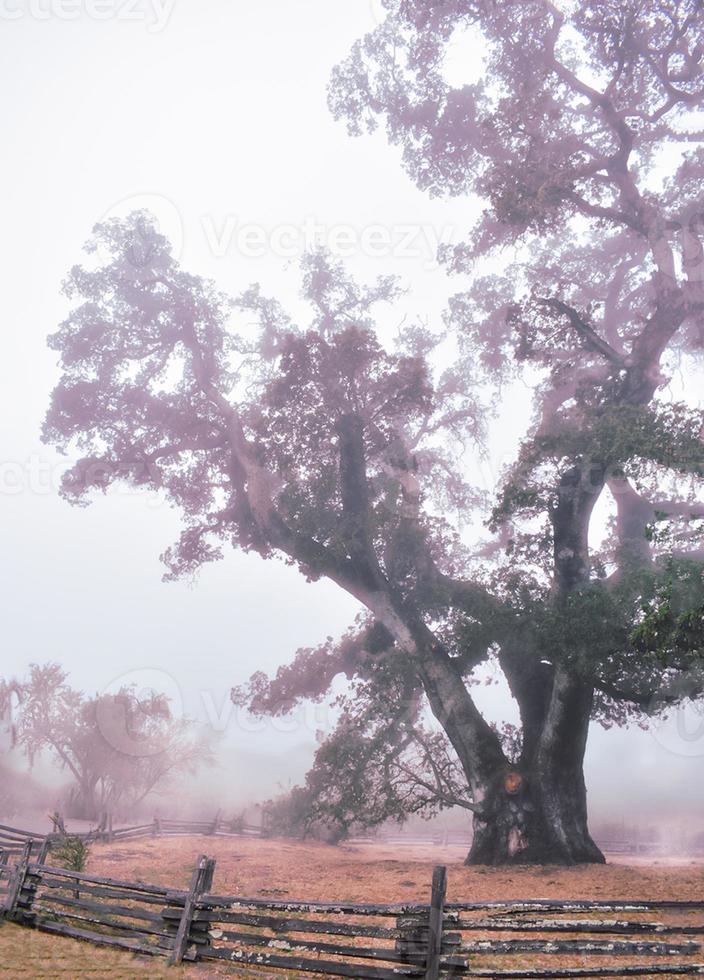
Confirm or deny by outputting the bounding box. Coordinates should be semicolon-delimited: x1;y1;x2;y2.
349;830;474;848
0;815;263;860
592;835;663;856
351;830;704;857
590;832;704;857
4;818;704;863
2;849;704;978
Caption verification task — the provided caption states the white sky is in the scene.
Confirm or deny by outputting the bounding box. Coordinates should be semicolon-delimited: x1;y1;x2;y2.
1;0;702;818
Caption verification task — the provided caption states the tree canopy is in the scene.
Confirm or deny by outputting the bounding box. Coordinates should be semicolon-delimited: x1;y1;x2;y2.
12;663;213;820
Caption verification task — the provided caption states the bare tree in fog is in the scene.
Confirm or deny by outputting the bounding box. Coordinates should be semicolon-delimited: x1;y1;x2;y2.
12;664;213;821
43;0;704;863
0;678;21;751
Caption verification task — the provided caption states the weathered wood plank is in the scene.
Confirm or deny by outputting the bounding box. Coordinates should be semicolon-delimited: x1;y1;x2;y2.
457;938;701;956
462;966;704;978
30;864;175;896
0;833;42;847
425;865;447;980
168;854;214;965
444;917;704;936
206;927;417;963
33;919;187;959
445;900;704;912
396;928;461;945
0;824;45;839
38;877;181;906
160;819;213;825
177;908;399;939
200;944;425;977
200;894;426;917
35;837;54;865
34;891;166;924
108;832;155;843
5;841;34;919
33;902;176;944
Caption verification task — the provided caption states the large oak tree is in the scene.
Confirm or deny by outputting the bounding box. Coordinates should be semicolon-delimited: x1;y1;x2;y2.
44;0;704;863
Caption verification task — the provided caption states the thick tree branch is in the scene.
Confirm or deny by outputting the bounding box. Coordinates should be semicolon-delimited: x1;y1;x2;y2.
540;298;626;366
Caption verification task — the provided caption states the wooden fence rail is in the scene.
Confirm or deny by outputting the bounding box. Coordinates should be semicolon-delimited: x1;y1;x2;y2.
0;814;263;859
2;850;704;977
5;820;704;860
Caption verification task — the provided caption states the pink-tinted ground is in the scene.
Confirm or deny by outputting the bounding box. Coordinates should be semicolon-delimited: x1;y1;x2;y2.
3;836;704;978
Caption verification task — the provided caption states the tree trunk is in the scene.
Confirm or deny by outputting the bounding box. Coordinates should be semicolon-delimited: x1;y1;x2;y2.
466;669;604;866
66;780;100;821
467;763;604;865
464;464;608;865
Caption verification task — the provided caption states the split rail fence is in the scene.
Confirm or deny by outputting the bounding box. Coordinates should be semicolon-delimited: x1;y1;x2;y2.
0;815;262;860
10;819;699;860
354;830;704;858
2;847;704;977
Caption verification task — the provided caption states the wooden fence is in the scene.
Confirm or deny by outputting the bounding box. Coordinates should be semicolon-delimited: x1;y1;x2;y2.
349;830;474;848
355;829;704;857
0;822;48;859
2;849;704;977
0;814;262;860
9;818;702;858
593;836;663;856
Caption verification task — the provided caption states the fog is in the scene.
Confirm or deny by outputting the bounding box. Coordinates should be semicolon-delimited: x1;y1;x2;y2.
1;0;703;839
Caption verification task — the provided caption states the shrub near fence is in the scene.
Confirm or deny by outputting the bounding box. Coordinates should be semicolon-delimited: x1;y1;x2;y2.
2;848;704;978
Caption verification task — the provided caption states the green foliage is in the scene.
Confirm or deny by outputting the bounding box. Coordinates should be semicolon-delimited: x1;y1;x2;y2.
494;403;704;526
631;561;704;664
264;786;347;844
51;835;90;873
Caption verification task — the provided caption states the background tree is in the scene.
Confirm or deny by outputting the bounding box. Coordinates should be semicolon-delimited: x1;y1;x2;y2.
0;678;30;818
0;678;21;752
43;0;704;864
14;664;213;820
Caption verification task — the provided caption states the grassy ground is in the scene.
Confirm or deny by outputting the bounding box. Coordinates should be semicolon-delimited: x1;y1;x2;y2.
79;834;704;904
0;920;190;978
2;836;703;978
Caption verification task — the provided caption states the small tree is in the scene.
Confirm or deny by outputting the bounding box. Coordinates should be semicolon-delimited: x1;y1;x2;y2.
263;785;348;843
52;835;90;873
14;663;214;820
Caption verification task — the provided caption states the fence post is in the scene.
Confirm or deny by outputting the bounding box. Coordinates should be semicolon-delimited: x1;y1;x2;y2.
425;865;447;980
107;813;114;844
36;836;53;865
5;841;34;921
210;810;220;835
168;854;215;965
0;849;9;914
